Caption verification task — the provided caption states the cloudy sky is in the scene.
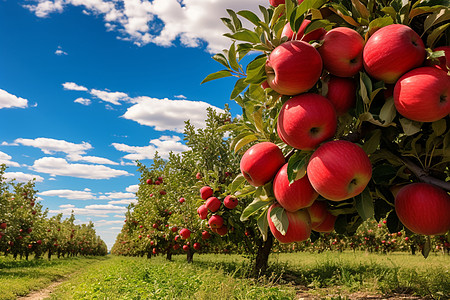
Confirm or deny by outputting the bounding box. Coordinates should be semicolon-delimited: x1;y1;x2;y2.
0;0;265;249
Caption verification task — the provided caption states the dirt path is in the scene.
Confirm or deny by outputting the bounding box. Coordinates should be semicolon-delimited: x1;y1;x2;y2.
17;279;66;300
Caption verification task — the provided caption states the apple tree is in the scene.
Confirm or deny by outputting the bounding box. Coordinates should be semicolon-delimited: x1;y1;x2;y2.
201;0;450;267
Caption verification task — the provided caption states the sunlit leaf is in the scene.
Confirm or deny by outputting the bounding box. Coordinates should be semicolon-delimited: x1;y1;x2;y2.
270;205;289;236
240;198;270;221
355;188;374;221
201;70;232;84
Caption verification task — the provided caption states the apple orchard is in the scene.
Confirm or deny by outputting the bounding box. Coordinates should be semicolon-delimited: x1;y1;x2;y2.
2;0;449;276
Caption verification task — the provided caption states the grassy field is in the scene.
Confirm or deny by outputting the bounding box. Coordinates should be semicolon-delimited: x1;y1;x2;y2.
1;251;449;299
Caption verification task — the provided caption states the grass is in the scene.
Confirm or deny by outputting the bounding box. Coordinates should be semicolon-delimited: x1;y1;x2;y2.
2;251;449;299
0;255;108;300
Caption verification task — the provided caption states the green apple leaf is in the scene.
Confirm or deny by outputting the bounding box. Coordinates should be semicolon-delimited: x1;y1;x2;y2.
257;209;269;241
237;10;262;27
362;129;381;154
224;29;261;44
359;72;372;104
423;8;450;35
379;97;397;125
351;0;370;19
212;53;230;68
229;173;246;194
304;19;334;35
432;119;447;136
240;198;271;221
399;118;422;136
226;9;242;31
221;17;235;33
201;70;233;84
228;43;240;72
355;188;374;221
372;164;398;185
234;134;259;153
245;55;267;85
287;151;310;184
422;236;432;259
427;22;450;48
270;205;289;236
367;16;394;36
230;78;248;99
235;185;257;198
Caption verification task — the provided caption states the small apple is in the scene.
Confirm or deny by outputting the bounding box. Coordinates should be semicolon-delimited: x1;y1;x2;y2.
159;190;166;195
171;226;178;232
240;142;285;187
393;66;450;122
200;186;213;200
318;27;364;77
265;40;322;95
179;197;185;204
214;226;228;236
307;200;328;228
273;163;318;212
205;197;221;212
183;245;189;251
363;24;426;84
312;211;337;233
427;46;450;70
223;195;238;209
277;93;337;150
146;178;153;184
202;231;211;240
0;223;6;230
269;0;284;7
395;183;450;236
324;75;357;116
307;140;372;201
267;203;311;243
36;240;42;245
208;215;224;229
193;242;201;250
179;228;191;239
196;172;202;180
154;180;161;185
197;204;208;220
281;20;326;42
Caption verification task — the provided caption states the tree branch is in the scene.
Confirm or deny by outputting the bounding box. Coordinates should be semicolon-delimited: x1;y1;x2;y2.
401;157;450;191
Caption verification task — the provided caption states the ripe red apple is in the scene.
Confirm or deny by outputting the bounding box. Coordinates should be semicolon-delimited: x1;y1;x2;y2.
152;223;158;229
325;75;357;116
267;203;311;243
0;222;6;230
318;27;364;77
281;20;326;42
273;163;318;212
363;24;426;84
269;0;284;7
240;142;285;187
171;226;178;232
427;46;450;70
213;225;228;236
196;172;202;180
159;190;166;195
200;186;213;200
307;140;372;201
154;180;161;185
138;235;142;239
277;93;337;150
393;66;450;122
173;244;180;250
193;242;201;250
202;230;211;240
395;183;450;236
312;211;337;232
208;215;224;229
179;197;185;204
146;178;152;184
183;245;189;251
265;40;322;95
307;200;329;227
223;195;238;209
179;228;191;239
197;204;208;220
205;197;221;212
36;240;42;245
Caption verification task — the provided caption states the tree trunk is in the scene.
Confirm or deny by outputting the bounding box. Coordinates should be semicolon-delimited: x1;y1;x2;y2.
186;248;194;263
253;233;274;277
48;250;52;261
166;249;173;261
411;245;416;255
147;252;152;259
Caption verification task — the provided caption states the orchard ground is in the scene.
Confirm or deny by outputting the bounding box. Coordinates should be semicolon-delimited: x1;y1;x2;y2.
2;251;449;300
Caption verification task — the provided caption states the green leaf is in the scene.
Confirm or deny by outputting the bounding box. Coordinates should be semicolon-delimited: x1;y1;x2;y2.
367;16;394;36
221;17;235;33
201;70;232;84
423;8;450;35
234;134;259;153
287;151;309;183
399;118;422;136
252;107;264;134
379;97;397;125
413;0;450;8
304;19;335;35
351;0;370;19
372;164;398;185
270;205;289;236
240;198;270;221
237;10;261;27
381;7;397;19
257;209;269;241
422;236;432;259
229;174;246;194
228;43;240;72
432;119;447;136
235;185;257;198
212;53;230;68
427;22;450;48
362;129;381;154
355;188;374;221
227;9;242;31
224;29;261;44
245;55;267;85
359;72;372;104
230;78;248;99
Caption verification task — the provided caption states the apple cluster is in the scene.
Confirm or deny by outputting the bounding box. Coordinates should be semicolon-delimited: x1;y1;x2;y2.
196;185;239;237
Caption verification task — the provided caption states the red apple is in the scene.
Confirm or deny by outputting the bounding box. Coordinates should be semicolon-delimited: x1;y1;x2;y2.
307;200;329;228
223;195;238;209
363;24;426;84
269;0;284;7
179;197;185;204
395;183;450;236
427;46;450;71
202;231;211;240
146;178;152;184
197;204;208;220
138;235;142;239
200;186;213;200
171;226;178;232
36;240;42;245
152;223;158;229
267;203;311;243
154;180;161;185
159;190;166;195
183;245;189;251
307;140;372;201
277;93;337;150
214;226;228;236
205;197;221;212
173;244;180;250
0;223;6;230
325;75;357;116
281;20;326;42
265;40;322;95
240;142;285;187
312;211;337;232
196;172;202;180
179;228;191;239
208;215;224;229
393;67;450;122
193;242;201;250
273;163;318;212
318;27;364;77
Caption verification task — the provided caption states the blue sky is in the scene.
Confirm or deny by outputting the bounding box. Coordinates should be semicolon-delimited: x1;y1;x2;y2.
0;0;265;249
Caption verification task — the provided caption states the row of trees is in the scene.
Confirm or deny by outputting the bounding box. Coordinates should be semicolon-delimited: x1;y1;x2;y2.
0;165;108;259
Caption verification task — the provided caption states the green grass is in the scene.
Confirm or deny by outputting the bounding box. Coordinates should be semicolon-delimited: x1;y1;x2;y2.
0;255;108;300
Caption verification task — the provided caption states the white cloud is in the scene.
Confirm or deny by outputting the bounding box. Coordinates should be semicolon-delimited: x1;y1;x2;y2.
3;172;45;183
74;98;91;105
31;157;132;179
98;191;135;200
108;199;137;205
63;82;88;91
38;189;97;200
55;46;68;55
0;151;20;167
174;95;187;99
67;154;119;165
0;89;28;109
112;135;189;160
90;89;129;105
126;184;139;193
14;137;92;155
50;203;127;218
122;96;224;133
24;0;266;53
